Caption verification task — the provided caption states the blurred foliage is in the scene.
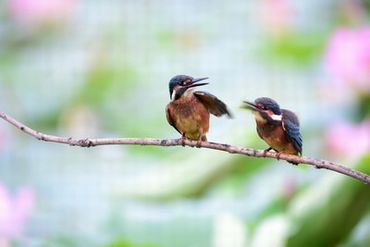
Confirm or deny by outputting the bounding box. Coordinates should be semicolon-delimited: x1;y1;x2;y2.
247;196;289;235
364;0;370;12
80;64;136;107
356;93;370;121
287;155;370;246
189;155;271;198
1;0;369;246
213;155;270;193
260;32;326;65
106;238;159;247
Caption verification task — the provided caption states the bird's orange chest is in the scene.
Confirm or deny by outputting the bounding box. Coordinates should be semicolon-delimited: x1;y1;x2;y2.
170;94;208;120
257;121;298;154
167;93;210;139
255;120;296;154
257;121;284;142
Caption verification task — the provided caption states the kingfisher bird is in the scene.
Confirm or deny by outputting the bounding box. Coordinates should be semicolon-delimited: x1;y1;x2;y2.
242;97;302;161
165;75;232;146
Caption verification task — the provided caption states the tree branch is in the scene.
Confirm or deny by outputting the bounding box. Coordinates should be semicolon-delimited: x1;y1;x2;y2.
1;111;369;184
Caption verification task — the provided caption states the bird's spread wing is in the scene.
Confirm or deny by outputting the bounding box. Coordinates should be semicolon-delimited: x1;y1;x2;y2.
166;105;181;134
193;91;232;118
282;109;302;154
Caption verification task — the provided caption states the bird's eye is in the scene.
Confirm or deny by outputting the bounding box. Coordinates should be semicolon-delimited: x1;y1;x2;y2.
183;79;192;86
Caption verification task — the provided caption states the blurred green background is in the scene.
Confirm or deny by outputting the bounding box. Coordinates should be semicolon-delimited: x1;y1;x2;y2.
0;0;369;246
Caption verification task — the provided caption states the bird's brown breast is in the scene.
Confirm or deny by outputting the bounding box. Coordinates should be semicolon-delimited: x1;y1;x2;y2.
166;93;210;140
256;121;298;155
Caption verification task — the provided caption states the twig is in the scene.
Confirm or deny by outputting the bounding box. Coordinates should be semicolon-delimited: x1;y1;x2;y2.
1;111;369;184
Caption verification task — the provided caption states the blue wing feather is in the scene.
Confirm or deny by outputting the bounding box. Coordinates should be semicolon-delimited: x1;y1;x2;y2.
282;109;302;154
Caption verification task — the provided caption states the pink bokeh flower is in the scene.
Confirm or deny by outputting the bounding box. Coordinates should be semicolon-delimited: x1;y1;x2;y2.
325;120;370;159
8;0;77;26
325;27;370;93
0;183;34;244
260;0;294;36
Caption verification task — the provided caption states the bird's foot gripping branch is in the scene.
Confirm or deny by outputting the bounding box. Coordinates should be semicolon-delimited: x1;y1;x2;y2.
1;112;369;184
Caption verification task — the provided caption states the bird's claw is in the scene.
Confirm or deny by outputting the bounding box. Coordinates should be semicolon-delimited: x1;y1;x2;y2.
276;152;282;160
180;135;186;147
196;139;202;148
263;147;273;156
264;147;273;152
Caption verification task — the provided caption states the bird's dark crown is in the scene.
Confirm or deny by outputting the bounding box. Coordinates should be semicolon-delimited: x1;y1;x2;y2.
169;75;193;98
168;75;208;100
255;97;281;115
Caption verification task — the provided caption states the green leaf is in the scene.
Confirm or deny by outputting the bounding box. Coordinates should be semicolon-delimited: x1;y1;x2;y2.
287;155;370;246
259;32;326;66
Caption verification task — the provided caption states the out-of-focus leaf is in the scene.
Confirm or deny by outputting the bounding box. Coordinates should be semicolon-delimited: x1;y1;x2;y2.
247;197;288;234
190;154;272;197
155;30;176;49
356;93;370;121
259;33;326;65
214;152;271;193
30;109;60;130
287;155;370;247
105;237;160;247
79;61;137;107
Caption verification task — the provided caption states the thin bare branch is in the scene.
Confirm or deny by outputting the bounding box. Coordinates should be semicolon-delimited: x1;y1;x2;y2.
1;111;369;184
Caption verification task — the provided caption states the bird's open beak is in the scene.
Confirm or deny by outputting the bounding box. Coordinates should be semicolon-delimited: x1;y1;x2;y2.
186;77;209;88
241;101;258;111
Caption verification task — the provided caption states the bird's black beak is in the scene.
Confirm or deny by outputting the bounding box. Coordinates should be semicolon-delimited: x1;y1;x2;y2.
186;77;209;88
241;101;259;111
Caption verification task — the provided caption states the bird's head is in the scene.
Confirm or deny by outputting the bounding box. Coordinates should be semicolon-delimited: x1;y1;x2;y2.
169;75;208;101
242;97;282;122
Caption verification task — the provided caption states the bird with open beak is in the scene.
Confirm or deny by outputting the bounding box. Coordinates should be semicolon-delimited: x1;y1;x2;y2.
166;75;232;146
242;97;302;162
